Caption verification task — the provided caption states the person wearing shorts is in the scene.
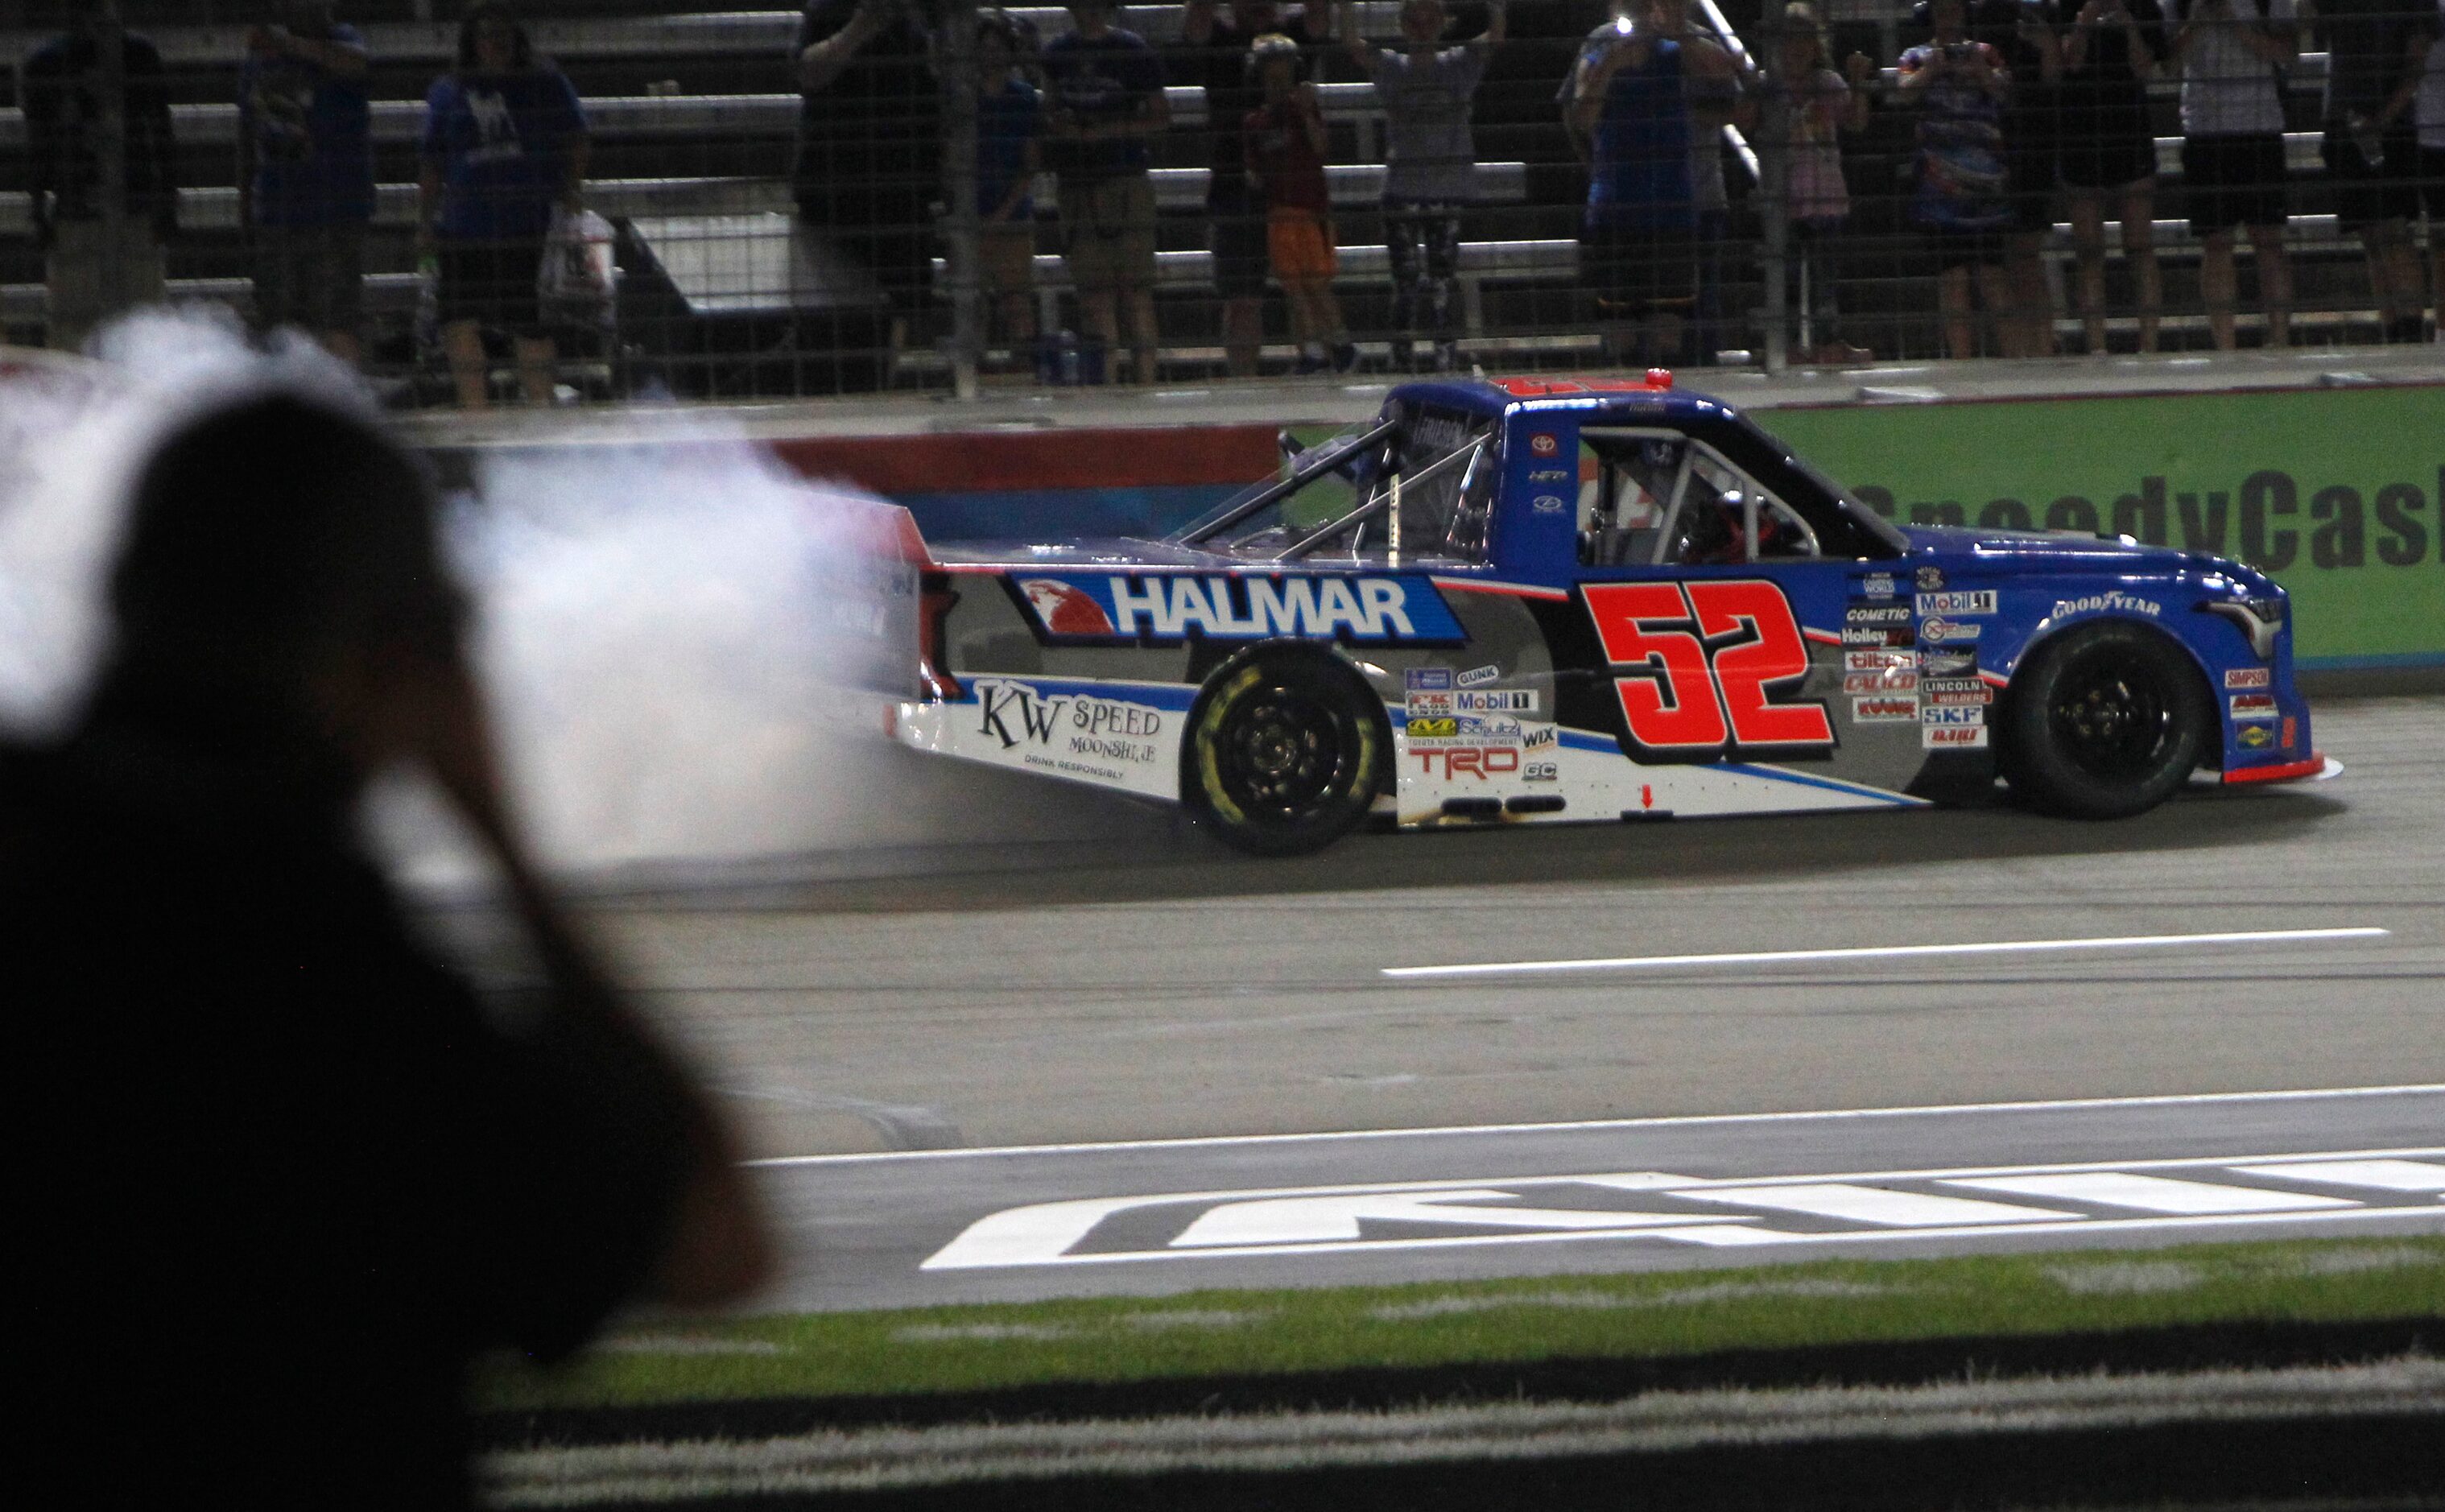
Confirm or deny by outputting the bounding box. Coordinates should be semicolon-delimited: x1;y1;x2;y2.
1043;0;1169;382
419;4;589;407
1246;32;1354;371
1567;0;1701;368
1899;0;2016;357
1980;0;2064;356
2056;0;2166;352
1182;2;1332;376
2315;0;2436;341
2172;0;2298;349
239;3;374;363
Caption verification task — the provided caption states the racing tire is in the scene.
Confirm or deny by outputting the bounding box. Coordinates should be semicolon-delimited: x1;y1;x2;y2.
2001;621;2212;820
1184;648;1385;857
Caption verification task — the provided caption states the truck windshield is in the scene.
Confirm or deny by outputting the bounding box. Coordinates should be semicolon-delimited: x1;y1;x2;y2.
1171;403;1498;564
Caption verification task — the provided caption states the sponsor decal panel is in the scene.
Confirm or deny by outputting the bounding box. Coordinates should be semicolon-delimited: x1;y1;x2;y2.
1521;725;1558;751
1456;689;1537;713
1914;566;1946;591
1456;664;1501;687
1844;669;1918;694
1924;723;1990;750
1412;746;1524;779
2229;692;2279;721
1843;626;1918;647
2239;724;2276;750
1528;467;1570;482
2051;590;2163;619
2225;667;2273;690
1409;690;1453;717
1858;573;1898;599
1921;704;1988;727
1529;432;1559;456
1920;616;1983;643
2282;715;2298;750
1921;648;1980;678
1925;685;1993;708
1532;494;1568;514
1847;648;1918;671
1917;589;1997;617
1406;667;1453;692
1845;604;1913;626
1017;572;1464;643
1408;717;1459;739
1852;696;1920;722
966;677;1179;793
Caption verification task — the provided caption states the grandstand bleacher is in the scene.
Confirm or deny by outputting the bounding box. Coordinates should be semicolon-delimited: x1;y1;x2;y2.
2;2;2431;399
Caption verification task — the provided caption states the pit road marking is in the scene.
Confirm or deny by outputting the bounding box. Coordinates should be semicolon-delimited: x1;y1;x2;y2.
921;1148;2445;1270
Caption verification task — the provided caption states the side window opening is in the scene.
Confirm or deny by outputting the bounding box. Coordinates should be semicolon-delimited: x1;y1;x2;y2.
1579;430;1822;567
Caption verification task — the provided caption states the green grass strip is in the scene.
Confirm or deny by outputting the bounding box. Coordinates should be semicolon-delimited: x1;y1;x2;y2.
473;1236;2445;1412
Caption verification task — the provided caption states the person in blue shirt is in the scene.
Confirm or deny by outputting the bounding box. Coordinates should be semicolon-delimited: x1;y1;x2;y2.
417;2;590;407
1042;0;1171;383
239;2;375;366
1566;0;1701;368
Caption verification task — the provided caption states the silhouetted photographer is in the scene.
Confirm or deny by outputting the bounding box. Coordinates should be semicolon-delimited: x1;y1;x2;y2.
8;394;770;1506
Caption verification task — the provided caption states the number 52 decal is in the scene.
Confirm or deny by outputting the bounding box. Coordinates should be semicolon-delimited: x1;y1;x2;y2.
1583;579;1834;760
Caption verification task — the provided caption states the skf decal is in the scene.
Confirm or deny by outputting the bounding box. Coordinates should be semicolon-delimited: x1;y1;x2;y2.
1583;578;1835;762
1014;573;1464;643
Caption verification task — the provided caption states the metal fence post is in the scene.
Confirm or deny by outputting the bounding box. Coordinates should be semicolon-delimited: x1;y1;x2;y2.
1758;14;1789;376
937;0;984;401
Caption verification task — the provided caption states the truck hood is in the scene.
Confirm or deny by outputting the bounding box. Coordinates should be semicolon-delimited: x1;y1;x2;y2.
1902;524;2198;574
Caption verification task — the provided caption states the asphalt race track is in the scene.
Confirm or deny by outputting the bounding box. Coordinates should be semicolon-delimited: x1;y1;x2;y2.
539;694;2444;1308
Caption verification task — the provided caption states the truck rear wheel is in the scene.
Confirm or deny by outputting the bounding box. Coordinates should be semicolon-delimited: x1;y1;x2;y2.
1185;650;1384;857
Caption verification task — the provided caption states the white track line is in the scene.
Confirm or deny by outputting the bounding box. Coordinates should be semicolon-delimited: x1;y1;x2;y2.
1382;927;2391;981
745;1083;2445;1167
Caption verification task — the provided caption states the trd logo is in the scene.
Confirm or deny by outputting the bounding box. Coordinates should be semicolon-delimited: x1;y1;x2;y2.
1411;747;1522;780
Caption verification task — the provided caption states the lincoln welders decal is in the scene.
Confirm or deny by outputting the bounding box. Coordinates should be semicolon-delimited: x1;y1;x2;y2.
1013;573;1465;644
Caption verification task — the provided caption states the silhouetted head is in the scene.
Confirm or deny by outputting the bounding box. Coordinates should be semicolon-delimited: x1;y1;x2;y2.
97;394;466;783
458;1;532;72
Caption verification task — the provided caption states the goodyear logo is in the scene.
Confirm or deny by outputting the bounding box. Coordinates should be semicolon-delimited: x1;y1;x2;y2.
1015;573;1464;643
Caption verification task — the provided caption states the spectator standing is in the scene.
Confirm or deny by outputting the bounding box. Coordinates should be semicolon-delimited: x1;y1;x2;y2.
14;392;772;1508
1183;1;1332;377
419;3;589;409
1650;0;1751;364
1043;0;1171;383
1980;0;2063;357
1340;0;1505;372
975;10;1046;369
2309;0;2437;342
21;12;177;353
2059;0;2166;353
2417;0;2445;322
1246;32;1356;370
1899;0;2016;357
1772;3;1876;363
2171;0;2299;349
1567;0;1703;367
239;2;376;365
794;0;942;356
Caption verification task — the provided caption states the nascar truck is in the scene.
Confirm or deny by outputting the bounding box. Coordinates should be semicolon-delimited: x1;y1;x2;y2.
886;374;2323;855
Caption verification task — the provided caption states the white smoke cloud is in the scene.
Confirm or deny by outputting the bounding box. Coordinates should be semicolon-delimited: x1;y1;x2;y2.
2;311;1170;889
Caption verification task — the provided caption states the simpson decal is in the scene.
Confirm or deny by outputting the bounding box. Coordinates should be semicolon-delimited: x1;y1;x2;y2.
2225;667;2272;690
1017;574;1464;643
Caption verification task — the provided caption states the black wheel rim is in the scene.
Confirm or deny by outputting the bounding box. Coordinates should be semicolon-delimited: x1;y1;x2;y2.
2048;646;2175;782
1217;681;1352;825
